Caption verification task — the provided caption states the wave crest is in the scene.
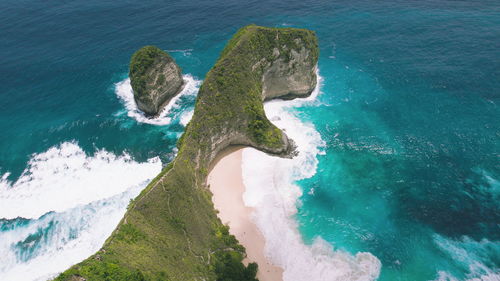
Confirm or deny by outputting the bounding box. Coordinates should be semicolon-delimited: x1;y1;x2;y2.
115;74;201;126
0;142;161;220
0;142;162;280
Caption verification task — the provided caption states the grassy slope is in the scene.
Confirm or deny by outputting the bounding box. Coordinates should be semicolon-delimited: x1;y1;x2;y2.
56;25;318;281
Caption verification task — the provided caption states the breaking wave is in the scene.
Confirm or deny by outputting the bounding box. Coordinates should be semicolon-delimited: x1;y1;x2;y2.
0;142;162;280
241;71;382;281
114;74;201;126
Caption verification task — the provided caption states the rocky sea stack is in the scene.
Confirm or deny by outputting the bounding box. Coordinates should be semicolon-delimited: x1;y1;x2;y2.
129;46;184;117
57;25;318;281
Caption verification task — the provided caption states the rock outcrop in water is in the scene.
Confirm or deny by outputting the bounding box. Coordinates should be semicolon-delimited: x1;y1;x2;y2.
57;25;318;281
129;46;184;116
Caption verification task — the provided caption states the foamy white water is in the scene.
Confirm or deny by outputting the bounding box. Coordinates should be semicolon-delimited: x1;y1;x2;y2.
0;186;146;281
115;74;201;126
241;71;382;281
0;142;162;280
433;235;500;281
179;109;194;126
0;142;161;219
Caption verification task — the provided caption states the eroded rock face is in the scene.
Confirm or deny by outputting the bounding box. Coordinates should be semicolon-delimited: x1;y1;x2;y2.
261;42;317;100
182;25;319;164
129;46;184;117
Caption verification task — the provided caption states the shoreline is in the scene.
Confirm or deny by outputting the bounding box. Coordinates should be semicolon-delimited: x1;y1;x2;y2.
208;147;284;281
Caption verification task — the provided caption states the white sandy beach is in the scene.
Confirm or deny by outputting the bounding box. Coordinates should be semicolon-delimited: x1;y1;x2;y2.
208;148;284;281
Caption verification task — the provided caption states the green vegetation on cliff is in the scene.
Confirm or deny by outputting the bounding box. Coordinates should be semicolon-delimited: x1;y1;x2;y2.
129;46;173;99
56;25;318;281
129;45;184;116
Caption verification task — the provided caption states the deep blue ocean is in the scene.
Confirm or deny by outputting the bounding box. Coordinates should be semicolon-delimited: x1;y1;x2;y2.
0;0;499;280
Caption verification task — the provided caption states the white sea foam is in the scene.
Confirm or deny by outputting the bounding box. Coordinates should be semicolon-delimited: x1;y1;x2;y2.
0;185;147;281
0;142;162;219
435;271;500;281
241;71;382;281
433;235;500;281
0;142;161;280
179;109;194;126
115;74;201;126
431;171;500;281
166;49;193;56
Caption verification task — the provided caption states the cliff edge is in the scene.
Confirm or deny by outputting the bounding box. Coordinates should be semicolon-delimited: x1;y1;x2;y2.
56;25;318;281
129;46;184;116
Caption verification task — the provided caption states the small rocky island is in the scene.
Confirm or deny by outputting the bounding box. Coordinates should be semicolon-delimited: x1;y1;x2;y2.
56;25;318;281
129;46;184;116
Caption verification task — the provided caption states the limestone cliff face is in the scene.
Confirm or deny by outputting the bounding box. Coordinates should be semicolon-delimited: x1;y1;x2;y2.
57;25;319;281
129;46;184;117
262;44;317;100
183;25;319;167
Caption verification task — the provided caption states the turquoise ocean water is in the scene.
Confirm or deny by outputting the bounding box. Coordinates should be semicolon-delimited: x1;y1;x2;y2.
0;0;498;280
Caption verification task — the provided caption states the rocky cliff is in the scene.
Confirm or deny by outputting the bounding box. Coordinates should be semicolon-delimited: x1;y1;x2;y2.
261;43;317;100
129;46;184;116
56;25;318;281
183;24;319;165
